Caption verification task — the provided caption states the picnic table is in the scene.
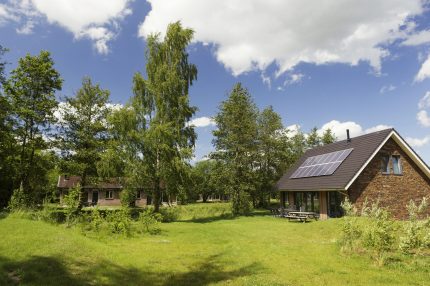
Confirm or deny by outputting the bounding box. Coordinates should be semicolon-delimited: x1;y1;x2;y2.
284;211;319;222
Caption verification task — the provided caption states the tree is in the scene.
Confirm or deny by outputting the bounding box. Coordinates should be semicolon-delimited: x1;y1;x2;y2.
212;83;258;214
289;128;306;164
0;45;17;207
255;106;290;207
59;77;111;206
0;45;7;86
191;159;218;203
321;128;336;145
120;22;197;212
4;50;62;203
306;127;321;148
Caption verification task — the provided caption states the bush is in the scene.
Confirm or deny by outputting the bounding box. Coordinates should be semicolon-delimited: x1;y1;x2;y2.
106;207;131;235
399;197;429;254
8;184;29;211
159;207;179;222
63;184;81;226
361;202;396;266
138;209;162;234
231;190;252;216
339;198;362;252
120;188;136;207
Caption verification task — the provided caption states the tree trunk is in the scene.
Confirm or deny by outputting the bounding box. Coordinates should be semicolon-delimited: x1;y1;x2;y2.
153;177;161;212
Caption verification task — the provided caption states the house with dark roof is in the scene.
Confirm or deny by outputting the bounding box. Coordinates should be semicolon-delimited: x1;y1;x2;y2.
57;176;176;207
277;128;430;220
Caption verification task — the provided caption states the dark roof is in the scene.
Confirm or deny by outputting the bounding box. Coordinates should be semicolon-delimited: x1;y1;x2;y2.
277;128;394;191
57;176;123;189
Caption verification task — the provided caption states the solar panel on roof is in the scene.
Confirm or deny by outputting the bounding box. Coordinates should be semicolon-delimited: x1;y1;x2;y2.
290;148;353;179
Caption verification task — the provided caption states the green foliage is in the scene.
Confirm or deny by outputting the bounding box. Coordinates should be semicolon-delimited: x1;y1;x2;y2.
89;207;104;232
63;184;81;225
8;184;29;211
107;22;197;212
361;203;395;265
339;198;361;251
306;127;321;148
120;188;137;207
191;159;220;203
212;83;258;213
159;207;180;222
254;106;291;207
59;77;111;206
4;50;62;204
138;209;162;234
321;128;336;145
106;207;131;235
231;190;252;216
340;198;397;266
399;197;429;254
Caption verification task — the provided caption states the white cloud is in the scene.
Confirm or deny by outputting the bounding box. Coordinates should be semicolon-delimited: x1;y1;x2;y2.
418;91;430;109
402;29;430;46
139;0;423;78
284;124;301;137
379;84;396;94
417;110;430;127
318;120;391;140
0;0;132;54
364;124;392;134
189;116;216;128
406;135;430;147
284;73;305;86
415;54;430;82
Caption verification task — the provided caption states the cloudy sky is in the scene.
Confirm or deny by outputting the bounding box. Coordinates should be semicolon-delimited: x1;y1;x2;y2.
2;0;430;162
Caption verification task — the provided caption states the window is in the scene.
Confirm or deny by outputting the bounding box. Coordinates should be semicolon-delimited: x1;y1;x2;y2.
136;190;141;199
105;190;113;199
392;155;402;175
381;154;390;174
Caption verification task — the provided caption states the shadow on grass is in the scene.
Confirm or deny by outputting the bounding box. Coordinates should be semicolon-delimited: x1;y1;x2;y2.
178;209;271;224
0;253;263;286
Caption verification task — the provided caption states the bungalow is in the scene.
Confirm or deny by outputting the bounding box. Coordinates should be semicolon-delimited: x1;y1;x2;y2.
57;176;176;207
276;128;430;220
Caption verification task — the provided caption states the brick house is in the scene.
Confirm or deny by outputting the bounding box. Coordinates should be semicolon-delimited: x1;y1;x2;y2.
276;128;430;220
57;176;176;207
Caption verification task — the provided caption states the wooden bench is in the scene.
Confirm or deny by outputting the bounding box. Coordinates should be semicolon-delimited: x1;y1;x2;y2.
284;215;308;223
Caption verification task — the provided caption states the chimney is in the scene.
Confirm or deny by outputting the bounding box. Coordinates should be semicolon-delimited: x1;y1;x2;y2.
346;129;351;143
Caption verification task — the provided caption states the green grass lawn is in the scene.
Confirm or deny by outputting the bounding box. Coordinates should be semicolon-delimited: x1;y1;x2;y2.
0;204;429;286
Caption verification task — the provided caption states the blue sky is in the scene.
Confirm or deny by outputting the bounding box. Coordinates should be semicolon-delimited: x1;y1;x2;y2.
2;0;430;162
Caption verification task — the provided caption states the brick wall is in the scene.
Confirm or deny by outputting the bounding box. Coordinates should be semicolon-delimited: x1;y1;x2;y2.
348;138;430;219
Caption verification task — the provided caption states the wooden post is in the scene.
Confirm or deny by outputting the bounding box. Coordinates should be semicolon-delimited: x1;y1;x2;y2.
288;192;295;209
280;192;285;208
319;191;328;220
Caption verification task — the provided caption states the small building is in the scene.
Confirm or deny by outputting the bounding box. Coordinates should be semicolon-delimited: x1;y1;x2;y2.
57;176;176;207
276;128;430;220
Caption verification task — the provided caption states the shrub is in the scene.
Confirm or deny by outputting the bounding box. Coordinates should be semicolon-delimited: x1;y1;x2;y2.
231;190;252;216
399;197;429;254
362;202;395;266
339;198;362;252
106;207;131;235
8;184;29;211
159;207;179;222
89;207;104;232
63;184;81;226
120;188;136;207
138;209;162;234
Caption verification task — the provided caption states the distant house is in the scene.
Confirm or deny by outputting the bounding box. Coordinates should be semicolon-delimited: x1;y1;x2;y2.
57;176;176;207
277;128;430;220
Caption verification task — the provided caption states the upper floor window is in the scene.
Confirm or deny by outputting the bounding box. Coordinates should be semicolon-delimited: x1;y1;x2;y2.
105;190;113;199
392;155;402;175
380;154;402;175
381;154;390;173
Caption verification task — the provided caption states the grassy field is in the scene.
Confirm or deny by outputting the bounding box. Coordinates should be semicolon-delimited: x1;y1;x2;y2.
0;203;429;286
